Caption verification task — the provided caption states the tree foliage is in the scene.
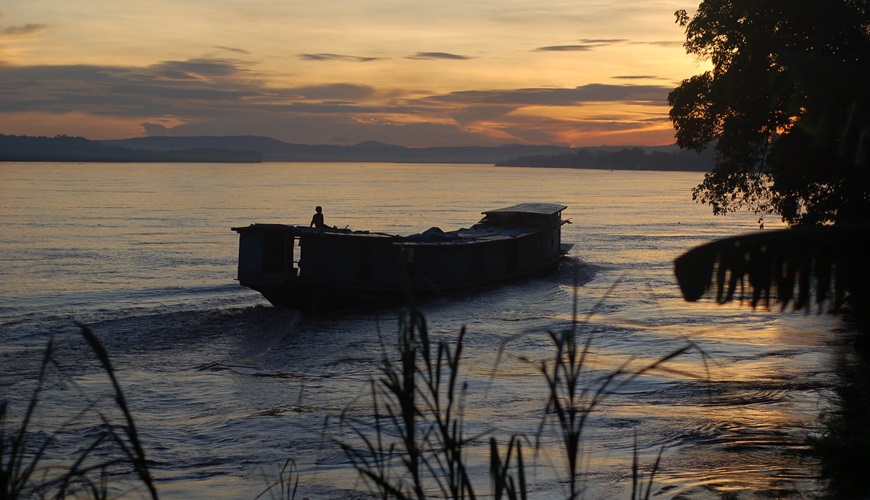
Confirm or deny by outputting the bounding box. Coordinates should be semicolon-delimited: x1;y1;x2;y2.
674;225;869;314
669;0;870;225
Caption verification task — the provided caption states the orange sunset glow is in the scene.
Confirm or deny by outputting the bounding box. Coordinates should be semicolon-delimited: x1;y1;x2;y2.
0;1;706;147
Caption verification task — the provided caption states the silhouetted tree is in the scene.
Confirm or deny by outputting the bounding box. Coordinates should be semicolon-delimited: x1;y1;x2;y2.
669;0;870;225
670;6;870;496
674;225;869;315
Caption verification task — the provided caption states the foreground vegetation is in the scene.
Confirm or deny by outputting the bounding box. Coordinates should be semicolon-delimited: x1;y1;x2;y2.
4;296;702;499
334;296;696;499
1;326;157;499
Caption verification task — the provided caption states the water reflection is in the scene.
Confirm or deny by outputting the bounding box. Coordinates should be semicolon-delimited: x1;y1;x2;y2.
809;327;870;498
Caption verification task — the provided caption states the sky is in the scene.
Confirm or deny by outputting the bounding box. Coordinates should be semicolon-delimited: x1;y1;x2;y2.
0;0;707;147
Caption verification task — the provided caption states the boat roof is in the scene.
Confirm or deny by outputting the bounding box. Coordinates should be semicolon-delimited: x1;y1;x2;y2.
482;203;567;216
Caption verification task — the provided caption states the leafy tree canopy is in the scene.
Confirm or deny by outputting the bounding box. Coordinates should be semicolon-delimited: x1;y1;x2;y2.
669;0;870;225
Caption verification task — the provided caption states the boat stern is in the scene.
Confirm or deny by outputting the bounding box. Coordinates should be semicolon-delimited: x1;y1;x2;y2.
231;224;300;301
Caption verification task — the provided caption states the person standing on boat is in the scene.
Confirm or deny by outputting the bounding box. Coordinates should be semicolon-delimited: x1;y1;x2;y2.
310;206;325;230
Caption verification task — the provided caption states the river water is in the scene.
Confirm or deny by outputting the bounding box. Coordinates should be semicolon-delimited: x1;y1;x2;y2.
0;162;850;498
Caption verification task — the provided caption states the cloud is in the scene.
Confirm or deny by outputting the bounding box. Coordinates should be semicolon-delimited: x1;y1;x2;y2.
645;41;685;48
420;84;671;107
535;39;627;52
612;75;661;80
0;58;384;121
214;46;251;55
406;52;471;60
534;45;595;52
146;58;252;80
296;84;375;101
299;53;380;62
578;39;628;44
0;58;268;116
141;122;168;134
450;106;514;127
140;109;503;147
0;23;49;37
0;57;675;147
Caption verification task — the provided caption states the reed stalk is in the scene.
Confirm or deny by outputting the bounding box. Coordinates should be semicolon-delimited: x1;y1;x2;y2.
1;338;56;499
339;291;698;499
254;458;300;500
338;305;479;499
0;326;158;499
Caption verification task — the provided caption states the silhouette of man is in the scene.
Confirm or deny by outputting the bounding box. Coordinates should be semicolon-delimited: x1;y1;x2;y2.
310;206;325;230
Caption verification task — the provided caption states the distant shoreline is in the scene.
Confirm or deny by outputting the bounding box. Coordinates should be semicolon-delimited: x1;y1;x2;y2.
1;134;713;171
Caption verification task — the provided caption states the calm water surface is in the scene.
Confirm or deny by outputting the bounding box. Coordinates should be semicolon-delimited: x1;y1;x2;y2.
0;162;848;498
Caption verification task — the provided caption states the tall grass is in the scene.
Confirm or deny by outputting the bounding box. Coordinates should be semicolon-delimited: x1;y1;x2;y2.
1;325;157;500
1;338;56;499
254;458;299;500
337;292;700;499
337;306;478;499
5;299;699;498
533;285;697;499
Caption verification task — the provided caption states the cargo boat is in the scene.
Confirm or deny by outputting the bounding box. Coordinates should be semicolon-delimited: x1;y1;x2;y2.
231;203;571;310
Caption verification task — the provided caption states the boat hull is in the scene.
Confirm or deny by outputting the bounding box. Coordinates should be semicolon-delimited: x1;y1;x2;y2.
250;249;565;311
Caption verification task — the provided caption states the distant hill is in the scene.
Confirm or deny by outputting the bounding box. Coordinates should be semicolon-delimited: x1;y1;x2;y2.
104;136;714;170
102;136;574;164
2;134;714;171
0;134;262;163
497;146;714;172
